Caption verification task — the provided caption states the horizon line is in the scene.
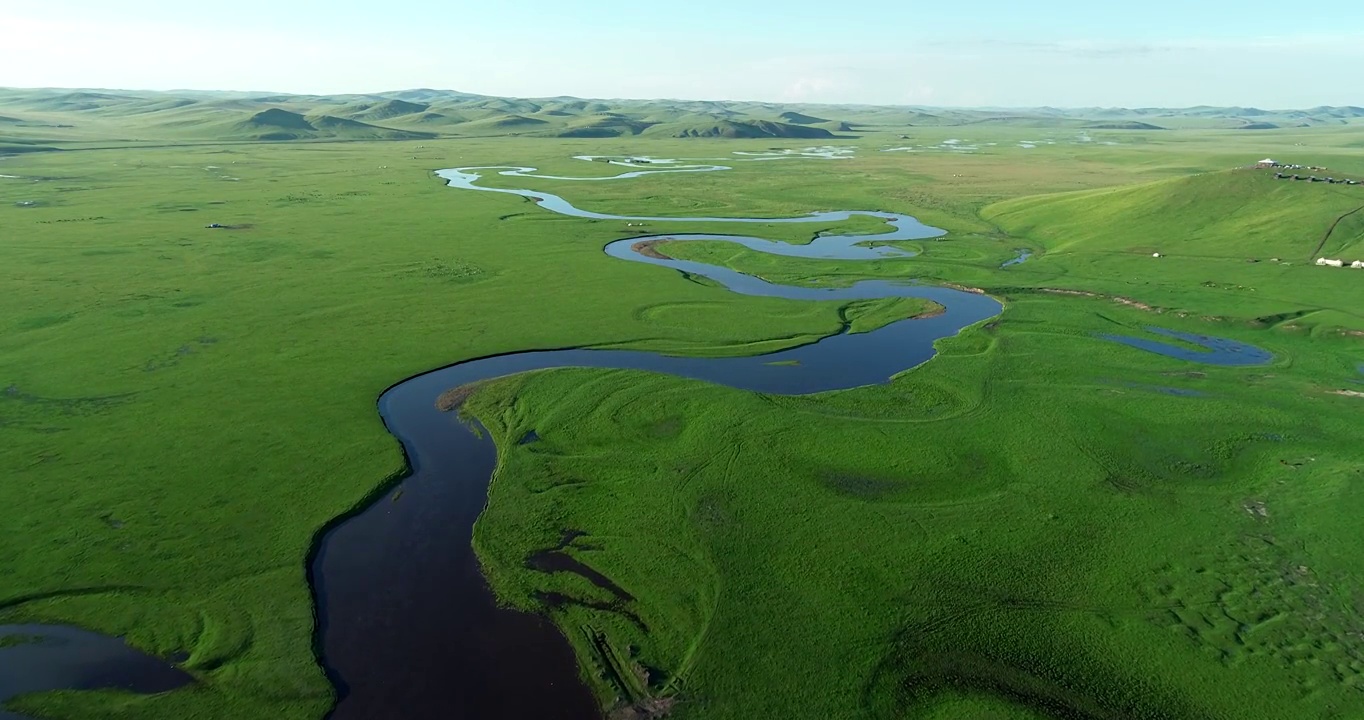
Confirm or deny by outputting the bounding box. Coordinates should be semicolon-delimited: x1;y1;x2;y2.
2;85;1360;114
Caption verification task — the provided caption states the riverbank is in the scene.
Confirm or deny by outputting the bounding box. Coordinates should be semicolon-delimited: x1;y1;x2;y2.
4;133;1362;720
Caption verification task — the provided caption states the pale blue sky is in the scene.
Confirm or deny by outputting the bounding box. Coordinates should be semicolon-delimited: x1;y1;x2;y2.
4;0;1362;107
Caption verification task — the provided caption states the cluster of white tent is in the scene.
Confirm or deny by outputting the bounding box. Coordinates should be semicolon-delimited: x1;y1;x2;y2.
1316;258;1364;269
1258;158;1361;185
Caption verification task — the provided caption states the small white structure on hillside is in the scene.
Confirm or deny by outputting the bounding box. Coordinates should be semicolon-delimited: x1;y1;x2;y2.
1353;261;1364;269
1256;158;1279;167
1317;257;1345;267
1152;252;1162;258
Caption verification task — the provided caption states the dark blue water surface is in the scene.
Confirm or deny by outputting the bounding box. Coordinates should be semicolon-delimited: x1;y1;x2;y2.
0;625;191;720
1102;327;1273;366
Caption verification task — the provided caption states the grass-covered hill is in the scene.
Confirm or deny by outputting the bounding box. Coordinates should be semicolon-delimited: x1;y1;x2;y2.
3;86;1364;146
983;167;1364;331
1083;120;1166;130
777;111;829;124
984;168;1364;259
231;108;435;141
645;119;835;139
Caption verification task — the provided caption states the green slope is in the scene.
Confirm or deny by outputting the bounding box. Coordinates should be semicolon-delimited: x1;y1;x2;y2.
6;87;1364;143
343;99;430;122
1083;121;1167;130
777;111;829;125
983;169;1364;258
645;119;835;139
229;108;436;141
982;169;1364;331
455;113;551;134
555;113;652;138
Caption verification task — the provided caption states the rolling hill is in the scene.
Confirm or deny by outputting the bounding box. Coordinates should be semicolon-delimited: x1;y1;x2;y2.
4;86;1364;145
778;111;830;125
233;108;435;140
983;169;1364;260
647;119;836;139
345;99;429;122
1084;121;1166;130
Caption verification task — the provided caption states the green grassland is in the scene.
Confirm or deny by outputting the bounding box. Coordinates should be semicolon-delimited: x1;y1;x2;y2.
2;97;1364;719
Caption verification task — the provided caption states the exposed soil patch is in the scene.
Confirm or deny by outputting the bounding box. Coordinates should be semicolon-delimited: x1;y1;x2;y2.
1330;389;1364;398
610;698;676;720
1040;288;1162;313
631;239;674;260
909;305;947;320
1040;288;1096;297
1113;296;1157;312
435;383;481;411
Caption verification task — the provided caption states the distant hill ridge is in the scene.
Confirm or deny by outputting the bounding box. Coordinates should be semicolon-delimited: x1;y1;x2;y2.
1084;121;1167;130
778;111;829;125
2;86;1362;144
235;107;433;141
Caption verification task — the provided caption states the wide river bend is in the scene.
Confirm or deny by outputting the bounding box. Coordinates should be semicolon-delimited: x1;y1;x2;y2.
308;160;1271;719
0;155;1273;720
307;162;1002;719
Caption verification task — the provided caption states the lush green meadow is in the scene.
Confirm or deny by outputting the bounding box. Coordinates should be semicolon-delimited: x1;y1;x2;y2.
2;118;1363;719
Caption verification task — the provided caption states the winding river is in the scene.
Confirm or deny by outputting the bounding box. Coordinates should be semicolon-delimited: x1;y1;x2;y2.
307;160;1004;720
0;153;1276;719
305;158;1276;720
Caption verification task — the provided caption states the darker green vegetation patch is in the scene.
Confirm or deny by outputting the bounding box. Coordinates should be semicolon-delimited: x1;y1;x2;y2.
394;258;490;283
14;313;75;331
867;631;1201;719
0;384;136;433
819;473;903;499
0;634;43;649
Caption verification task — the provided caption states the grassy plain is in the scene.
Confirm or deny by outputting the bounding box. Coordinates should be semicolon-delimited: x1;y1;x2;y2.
1;119;1363;720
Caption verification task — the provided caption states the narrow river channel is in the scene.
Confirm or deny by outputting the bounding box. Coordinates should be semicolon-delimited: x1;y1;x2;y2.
1;158;1274;720
306;163;1272;719
0;157;1274;720
307;164;1003;719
